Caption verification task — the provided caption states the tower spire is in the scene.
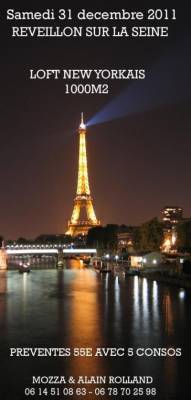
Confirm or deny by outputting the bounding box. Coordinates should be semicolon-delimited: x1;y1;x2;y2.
66;114;100;236
79;112;86;130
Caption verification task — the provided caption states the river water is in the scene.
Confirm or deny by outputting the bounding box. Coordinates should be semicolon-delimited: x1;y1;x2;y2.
0;260;191;399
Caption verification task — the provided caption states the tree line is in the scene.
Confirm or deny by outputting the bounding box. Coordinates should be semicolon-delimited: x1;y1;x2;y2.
87;218;164;254
87;218;191;254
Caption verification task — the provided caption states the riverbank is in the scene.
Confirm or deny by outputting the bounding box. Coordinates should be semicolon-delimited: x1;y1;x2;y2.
140;270;191;290
109;263;191;290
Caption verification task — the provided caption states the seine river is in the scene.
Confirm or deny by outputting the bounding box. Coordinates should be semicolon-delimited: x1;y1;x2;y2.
0;260;191;400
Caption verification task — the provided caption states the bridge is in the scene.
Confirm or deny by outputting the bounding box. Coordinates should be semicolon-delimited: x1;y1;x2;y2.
6;246;97;256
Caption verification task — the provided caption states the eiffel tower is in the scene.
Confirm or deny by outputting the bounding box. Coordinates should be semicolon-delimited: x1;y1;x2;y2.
66;113;100;236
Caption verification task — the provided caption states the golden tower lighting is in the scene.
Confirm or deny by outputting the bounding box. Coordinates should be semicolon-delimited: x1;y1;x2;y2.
66;113;100;236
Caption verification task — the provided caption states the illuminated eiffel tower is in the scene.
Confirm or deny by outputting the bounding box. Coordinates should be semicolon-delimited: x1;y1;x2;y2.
66;113;100;236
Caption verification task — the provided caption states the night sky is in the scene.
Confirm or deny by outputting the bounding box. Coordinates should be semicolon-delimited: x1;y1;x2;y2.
0;1;191;239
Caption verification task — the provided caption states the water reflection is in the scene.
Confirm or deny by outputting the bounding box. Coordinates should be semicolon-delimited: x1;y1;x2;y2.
103;273;109;319
0;272;7;332
0;264;190;399
114;276;121;326
152;281;159;332
68;269;102;345
66;267;107;384
163;291;174;336
133;276;140;330
142;278;149;327
179;288;186;300
133;277;160;336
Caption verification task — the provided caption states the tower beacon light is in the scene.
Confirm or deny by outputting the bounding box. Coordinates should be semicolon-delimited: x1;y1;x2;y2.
79;112;86;130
